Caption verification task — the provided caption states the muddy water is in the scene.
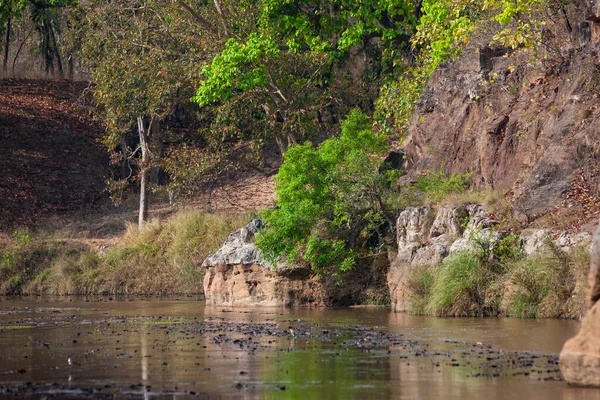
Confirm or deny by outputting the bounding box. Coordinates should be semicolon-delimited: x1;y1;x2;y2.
0;297;599;399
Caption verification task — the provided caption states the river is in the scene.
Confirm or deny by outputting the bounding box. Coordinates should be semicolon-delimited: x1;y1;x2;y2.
0;297;599;399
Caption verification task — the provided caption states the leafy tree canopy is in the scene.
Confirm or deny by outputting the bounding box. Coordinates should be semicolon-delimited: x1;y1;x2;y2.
256;110;400;275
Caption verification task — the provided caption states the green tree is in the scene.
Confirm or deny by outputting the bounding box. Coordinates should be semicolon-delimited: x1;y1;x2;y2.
192;0;420;158
256;110;400;275
0;0;25;73
74;0;220;226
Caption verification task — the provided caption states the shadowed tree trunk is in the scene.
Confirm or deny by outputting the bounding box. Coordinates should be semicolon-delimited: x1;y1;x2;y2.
49;24;63;78
3;17;11;74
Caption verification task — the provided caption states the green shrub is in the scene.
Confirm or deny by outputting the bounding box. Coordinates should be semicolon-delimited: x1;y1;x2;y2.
256;110;400;276
415;168;474;202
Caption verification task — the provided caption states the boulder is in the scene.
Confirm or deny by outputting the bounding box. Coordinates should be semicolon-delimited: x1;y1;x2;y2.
202;219;273;269
560;221;600;385
388;203;499;312
202;220;314;306
203;263;318;307
201;220;387;307
520;229;552;256
555;232;594;252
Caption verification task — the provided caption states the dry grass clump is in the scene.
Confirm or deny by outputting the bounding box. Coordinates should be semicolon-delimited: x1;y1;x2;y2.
503;242;590;319
405;238;591;319
78;210;252;295
1;211;251;296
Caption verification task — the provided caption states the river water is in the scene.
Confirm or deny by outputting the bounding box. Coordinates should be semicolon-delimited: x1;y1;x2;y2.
0;297;599;399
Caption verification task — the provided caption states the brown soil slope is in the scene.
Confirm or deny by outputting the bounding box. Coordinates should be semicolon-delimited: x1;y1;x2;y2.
0;79;109;231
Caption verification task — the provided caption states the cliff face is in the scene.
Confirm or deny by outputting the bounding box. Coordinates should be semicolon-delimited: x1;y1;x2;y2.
403;12;600;225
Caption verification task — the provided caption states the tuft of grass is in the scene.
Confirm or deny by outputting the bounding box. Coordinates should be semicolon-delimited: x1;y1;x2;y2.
415;169;474;203
503;242;590;319
425;252;502;317
406;264;435;315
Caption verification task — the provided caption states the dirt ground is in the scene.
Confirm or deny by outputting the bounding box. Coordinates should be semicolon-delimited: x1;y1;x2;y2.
0;78;276;238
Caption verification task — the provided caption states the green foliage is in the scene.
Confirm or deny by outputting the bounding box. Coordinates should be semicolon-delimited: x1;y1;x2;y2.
0;1;26;24
374;0;479;137
190;0;420;169
75;0;210;139
413;0;476;72
193;33;280;106
1;229;31;270
256;110;399;275
375;67;429;137
415;168;474;202
484;0;545;49
259;0;417;57
494;233;522;261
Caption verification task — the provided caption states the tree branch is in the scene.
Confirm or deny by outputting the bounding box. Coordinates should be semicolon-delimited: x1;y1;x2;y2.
176;0;217;35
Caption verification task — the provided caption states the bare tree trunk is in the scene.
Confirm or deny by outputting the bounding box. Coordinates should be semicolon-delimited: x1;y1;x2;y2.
49;25;63;78
137;115;150;228
42;23;53;75
3;17;11;75
68;55;74;80
12;28;33;74
213;0;230;37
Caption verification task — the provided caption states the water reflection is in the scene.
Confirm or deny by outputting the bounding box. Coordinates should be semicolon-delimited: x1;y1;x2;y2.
0;297;597;399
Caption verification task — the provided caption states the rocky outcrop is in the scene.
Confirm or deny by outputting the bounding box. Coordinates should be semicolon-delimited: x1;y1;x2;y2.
202;220;388;307
389;203;595;312
202;219;314;306
403;17;600;222
203;263;320;307
521;228;593;256
388;203;500;312
202;219;273;269
560;221;600;386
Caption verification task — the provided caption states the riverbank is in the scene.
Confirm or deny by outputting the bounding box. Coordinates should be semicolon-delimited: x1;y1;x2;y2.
1;203;593;320
0;210;251;296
